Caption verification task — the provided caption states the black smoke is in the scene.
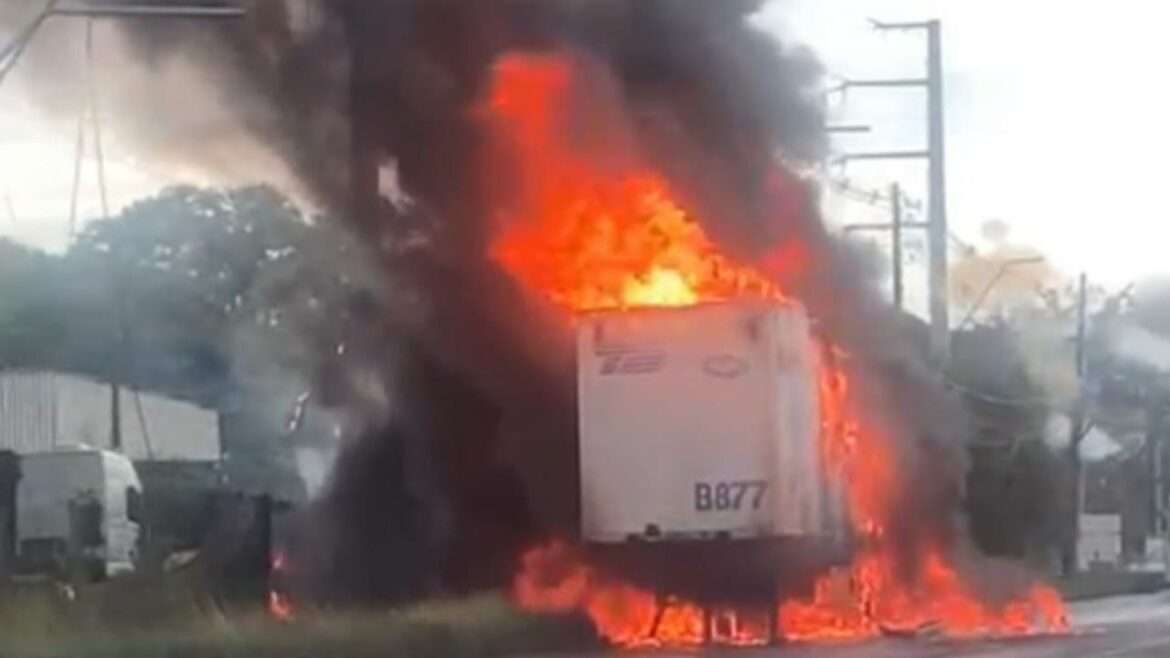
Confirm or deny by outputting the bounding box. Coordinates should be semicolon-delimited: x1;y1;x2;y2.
16;0;979;605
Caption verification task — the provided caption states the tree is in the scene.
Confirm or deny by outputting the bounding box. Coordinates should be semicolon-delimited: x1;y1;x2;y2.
951;273;1170;569
0;238;69;368
1;185;386;499
950;322;1063;563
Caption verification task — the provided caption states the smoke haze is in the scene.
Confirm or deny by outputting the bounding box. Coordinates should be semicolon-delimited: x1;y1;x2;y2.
8;0;990;606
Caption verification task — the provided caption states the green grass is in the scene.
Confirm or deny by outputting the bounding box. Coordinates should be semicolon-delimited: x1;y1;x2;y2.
0;581;594;658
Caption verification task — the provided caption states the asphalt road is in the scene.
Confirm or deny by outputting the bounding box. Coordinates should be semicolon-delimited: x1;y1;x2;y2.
525;592;1170;657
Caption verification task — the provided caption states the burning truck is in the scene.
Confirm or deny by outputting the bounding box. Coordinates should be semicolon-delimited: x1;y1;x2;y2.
487;53;1069;646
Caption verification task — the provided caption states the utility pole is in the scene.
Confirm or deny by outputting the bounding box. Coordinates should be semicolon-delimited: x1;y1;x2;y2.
835;19;949;365
1;2;246;453
925;20;949;366
842;183;919;311
890;182;904;310
1149;404;1165;542
1062;272;1088;575
79;16;123;453
1;3;243;92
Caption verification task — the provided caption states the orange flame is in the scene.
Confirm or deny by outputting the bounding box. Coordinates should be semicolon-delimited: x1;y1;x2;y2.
781;354;1068;642
269;590;295;622
778;549;1068;642
514;542;769;648
485;54;785;312
486;52;1067;647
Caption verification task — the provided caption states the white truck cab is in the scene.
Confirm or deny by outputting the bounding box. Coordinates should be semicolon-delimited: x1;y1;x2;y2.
16;446;143;579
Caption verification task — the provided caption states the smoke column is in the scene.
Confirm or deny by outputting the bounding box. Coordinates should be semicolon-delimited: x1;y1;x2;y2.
10;0;986;605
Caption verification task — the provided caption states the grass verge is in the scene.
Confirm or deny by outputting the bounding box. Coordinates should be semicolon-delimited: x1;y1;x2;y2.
0;584;594;658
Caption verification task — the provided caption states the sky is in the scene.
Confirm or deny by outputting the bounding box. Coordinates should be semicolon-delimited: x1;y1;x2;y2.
2;1;1169;291
757;0;1170;290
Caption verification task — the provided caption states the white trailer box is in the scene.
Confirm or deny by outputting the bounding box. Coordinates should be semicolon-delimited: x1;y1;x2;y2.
577;301;841;544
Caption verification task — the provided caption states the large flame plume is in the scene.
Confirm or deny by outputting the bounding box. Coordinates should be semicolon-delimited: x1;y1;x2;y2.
485;55;788;313
487;53;1067;647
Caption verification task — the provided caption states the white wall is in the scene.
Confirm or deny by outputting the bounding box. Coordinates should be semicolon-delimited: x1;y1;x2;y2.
0;371;219;461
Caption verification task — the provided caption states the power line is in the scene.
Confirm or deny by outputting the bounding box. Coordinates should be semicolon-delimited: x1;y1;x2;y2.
132;388;155;460
945;378;1051;410
0;0;60;91
85;18;109;221
0;1;56;65
831;182;893;208
67;114;86;239
54;5;244;19
832;179;983;267
829;178;918;208
955;256;1047;331
1;2;245;94
949;231;975;255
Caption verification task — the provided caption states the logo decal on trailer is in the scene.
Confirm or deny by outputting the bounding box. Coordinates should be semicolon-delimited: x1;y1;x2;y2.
702;354;749;379
598;348;666;375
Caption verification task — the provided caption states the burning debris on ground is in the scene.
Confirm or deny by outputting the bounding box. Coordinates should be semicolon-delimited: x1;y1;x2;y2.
3;0;1072;650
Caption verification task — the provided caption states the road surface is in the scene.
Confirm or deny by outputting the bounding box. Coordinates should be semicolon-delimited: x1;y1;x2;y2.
525;592;1170;657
